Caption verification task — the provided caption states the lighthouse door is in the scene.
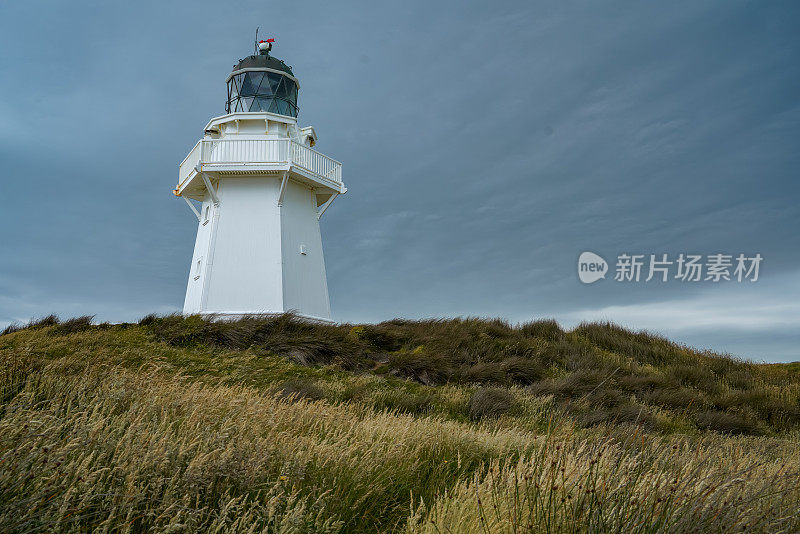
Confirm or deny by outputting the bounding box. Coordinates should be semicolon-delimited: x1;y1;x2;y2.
183;198;215;313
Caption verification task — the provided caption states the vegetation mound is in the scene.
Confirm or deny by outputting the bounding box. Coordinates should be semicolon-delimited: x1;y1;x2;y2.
1;314;798;532
137;314;800;435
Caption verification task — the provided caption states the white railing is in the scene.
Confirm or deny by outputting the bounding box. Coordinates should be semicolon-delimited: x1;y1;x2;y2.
178;140;202;186
178;138;342;187
290;142;342;183
201;139;289;164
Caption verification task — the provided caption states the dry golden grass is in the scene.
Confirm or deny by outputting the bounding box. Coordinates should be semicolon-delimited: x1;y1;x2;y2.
1;317;799;532
409;433;800;533
0;358;534;532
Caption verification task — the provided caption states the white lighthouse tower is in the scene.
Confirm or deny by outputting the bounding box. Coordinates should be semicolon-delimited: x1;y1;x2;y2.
174;39;345;322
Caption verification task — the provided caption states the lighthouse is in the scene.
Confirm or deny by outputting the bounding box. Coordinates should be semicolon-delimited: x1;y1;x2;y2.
174;39;345;322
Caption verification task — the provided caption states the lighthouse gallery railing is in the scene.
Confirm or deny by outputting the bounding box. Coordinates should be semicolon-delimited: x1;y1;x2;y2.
179;138;342;187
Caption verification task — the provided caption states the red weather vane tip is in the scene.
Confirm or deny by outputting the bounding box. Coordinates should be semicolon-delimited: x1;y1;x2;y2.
258;38;275;53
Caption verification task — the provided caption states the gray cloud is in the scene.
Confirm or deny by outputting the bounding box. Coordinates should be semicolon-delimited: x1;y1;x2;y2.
1;1;798;361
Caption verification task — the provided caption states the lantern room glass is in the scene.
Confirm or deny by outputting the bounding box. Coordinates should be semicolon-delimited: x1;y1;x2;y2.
226;71;298;117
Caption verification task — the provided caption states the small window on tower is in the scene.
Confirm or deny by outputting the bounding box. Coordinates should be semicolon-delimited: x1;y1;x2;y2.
194;257;203;280
203;205;210;225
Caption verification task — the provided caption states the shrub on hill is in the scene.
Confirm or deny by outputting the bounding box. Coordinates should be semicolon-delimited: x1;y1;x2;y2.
3;313;799;436
468;387;517;420
137;314;800;435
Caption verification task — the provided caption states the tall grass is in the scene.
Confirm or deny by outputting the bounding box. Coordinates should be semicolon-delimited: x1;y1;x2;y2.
0;359;533;532
1;316;799;532
409;431;800;533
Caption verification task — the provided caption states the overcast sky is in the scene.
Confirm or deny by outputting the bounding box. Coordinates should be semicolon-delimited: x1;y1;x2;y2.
1;1;798;362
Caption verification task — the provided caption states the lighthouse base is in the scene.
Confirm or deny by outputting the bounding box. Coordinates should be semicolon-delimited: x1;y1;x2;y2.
188;311;335;325
183;175;332;322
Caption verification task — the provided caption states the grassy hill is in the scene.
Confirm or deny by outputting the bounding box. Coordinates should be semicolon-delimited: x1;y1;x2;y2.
1;314;798;532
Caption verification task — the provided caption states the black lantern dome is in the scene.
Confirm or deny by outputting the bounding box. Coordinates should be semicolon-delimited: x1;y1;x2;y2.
225;43;299;117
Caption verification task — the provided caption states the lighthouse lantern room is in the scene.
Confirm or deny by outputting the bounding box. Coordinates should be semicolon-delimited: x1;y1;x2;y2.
174;38;345;322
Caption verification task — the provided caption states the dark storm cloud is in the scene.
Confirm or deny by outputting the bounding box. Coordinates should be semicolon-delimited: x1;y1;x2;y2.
1;1;798;361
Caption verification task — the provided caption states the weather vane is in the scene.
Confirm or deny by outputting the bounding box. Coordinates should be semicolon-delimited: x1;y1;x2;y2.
254;27;274;55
